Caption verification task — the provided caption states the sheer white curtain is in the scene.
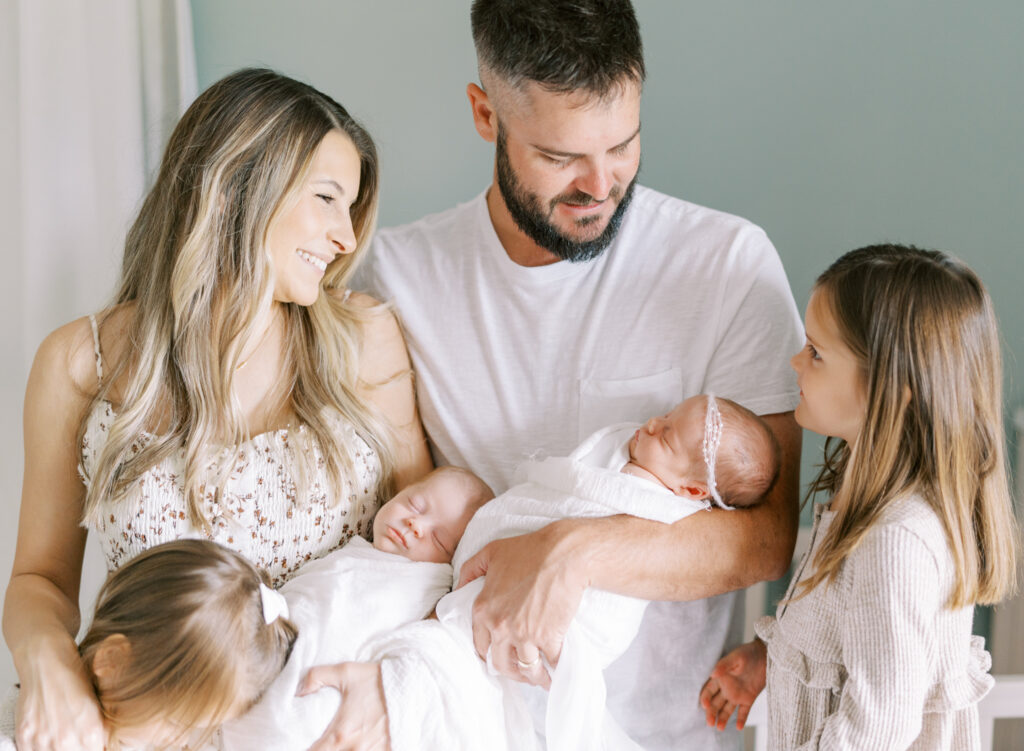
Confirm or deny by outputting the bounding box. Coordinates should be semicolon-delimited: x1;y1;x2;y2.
0;0;196;689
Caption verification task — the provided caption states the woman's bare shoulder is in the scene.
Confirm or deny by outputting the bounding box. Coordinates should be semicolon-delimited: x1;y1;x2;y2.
34;303;135;397
34;316;103;397
342;289;385;310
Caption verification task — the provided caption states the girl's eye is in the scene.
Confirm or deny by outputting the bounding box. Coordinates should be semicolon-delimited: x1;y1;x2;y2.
316;193;335;204
807;343;820;361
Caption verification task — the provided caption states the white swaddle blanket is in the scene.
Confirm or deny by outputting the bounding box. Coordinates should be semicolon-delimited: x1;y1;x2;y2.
220;537;451;751
369;423;710;751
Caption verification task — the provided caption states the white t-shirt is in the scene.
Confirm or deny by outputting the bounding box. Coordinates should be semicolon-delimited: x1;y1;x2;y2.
356;185;803;750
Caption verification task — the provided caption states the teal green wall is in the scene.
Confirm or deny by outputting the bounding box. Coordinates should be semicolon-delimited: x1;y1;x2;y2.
191;1;1023;500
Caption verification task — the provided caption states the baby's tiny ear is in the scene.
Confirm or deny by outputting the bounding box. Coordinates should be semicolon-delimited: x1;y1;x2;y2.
91;633;133;687
676;482;709;501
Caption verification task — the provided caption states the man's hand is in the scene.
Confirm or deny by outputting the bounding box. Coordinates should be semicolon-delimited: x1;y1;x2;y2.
699;639;767;731
298;661;390;751
457;521;588;688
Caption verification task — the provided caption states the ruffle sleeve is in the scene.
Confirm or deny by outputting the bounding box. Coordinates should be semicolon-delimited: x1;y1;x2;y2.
755;615;847;692
923;635;993;713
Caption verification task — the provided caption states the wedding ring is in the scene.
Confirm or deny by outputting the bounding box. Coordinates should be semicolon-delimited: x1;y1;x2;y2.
516;653;541;670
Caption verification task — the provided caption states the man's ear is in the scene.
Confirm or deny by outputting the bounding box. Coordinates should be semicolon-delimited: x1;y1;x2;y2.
90;633;133;689
466;83;498;143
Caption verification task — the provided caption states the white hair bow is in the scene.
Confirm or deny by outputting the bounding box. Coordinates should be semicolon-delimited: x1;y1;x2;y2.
259;582;290;624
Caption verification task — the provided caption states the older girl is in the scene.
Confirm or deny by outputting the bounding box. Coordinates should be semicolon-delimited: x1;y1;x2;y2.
700;245;1018;748
3;68;431;750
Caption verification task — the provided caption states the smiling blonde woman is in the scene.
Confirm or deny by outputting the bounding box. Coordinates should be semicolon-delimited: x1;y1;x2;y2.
2;68;432;751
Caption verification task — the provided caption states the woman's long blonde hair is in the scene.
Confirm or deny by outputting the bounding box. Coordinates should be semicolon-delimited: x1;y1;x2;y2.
79;540;297;748
80;68;397;529
799;244;1018;608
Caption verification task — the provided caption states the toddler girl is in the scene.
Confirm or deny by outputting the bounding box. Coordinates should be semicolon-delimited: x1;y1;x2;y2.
0;467;492;750
700;244;1018;749
79;540;293;750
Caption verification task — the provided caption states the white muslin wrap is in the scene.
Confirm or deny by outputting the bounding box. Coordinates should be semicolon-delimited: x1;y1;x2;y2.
220;537;452;751
368;424;710;751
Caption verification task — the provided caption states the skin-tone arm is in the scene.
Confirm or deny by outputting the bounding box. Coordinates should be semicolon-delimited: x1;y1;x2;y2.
2;319;107;751
458;411;801;683
348;292;433;491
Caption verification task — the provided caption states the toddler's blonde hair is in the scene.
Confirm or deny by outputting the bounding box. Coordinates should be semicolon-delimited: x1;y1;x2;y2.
79;539;297;748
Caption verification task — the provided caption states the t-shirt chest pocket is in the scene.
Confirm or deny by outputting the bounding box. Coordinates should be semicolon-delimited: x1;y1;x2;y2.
577;368;683;441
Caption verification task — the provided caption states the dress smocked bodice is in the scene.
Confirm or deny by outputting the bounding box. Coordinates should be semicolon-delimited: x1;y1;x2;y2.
78;317;382;587
80;400;381;587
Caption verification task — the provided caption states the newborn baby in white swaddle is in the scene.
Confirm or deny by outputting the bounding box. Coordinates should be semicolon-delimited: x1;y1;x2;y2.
369;394;781;751
219;467;493;751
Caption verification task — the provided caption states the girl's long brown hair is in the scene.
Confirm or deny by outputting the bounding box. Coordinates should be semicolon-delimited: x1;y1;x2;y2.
799;245;1018;608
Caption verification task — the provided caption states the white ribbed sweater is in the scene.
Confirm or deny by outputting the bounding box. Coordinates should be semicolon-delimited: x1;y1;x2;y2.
755;496;993;750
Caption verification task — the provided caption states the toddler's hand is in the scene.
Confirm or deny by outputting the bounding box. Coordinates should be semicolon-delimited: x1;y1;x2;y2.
698;638;767;731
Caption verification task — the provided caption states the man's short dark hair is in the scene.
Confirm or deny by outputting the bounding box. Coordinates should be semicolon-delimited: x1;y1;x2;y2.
470;0;645;98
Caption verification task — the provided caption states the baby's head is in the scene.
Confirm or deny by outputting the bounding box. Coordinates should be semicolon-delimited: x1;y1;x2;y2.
373;466;494;563
79;540;297;750
628;394;780;508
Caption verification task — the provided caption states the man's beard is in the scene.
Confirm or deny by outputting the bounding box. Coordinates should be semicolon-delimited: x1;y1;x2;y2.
495;127;638;263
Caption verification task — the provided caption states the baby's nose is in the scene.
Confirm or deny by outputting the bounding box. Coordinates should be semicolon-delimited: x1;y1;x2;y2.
645;417;659;434
405;517;423;537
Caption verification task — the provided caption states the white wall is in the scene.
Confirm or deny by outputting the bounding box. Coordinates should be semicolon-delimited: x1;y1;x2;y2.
1;0;194;691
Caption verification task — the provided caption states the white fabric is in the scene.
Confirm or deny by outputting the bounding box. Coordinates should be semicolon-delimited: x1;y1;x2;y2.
259;583;289;624
220;538;452;751
0;0;197;697
369;425;708;751
357;184;804;749
756;498;992;750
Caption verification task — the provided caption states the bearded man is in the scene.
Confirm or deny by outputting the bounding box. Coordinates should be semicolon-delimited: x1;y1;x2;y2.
355;1;804;748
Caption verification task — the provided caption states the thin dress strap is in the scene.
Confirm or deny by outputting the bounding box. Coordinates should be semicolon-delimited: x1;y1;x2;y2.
88;314;104;383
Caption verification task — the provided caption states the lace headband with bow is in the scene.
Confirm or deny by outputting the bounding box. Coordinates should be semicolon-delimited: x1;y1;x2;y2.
702;395;736;511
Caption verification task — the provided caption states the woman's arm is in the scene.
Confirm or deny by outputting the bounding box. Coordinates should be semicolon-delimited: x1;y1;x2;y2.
349;293;433;491
298;662;389;751
3;319;107;751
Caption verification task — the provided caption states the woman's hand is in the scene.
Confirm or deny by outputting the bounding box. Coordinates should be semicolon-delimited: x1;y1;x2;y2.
13;635;107;751
699;638;767;731
299;661;389;751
